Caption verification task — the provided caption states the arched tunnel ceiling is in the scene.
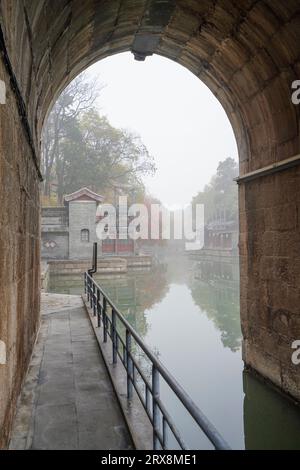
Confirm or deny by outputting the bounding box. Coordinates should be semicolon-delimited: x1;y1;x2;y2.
0;0;300;174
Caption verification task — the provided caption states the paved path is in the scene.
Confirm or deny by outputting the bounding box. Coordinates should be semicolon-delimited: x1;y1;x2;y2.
9;294;133;450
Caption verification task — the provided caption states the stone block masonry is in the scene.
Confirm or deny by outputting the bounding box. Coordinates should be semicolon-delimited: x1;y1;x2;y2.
0;0;300;447
0;54;40;447
240;166;300;401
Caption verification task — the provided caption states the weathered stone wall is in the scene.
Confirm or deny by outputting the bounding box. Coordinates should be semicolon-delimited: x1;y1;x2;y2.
41;233;69;260
41;207;69;260
0;56;40;447
240;166;300;400
0;0;300;447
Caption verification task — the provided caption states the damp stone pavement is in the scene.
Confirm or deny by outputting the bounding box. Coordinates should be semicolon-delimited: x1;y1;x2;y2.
9;294;133;450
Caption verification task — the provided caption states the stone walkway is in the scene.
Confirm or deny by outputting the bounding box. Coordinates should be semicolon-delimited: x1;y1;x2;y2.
9;294;133;450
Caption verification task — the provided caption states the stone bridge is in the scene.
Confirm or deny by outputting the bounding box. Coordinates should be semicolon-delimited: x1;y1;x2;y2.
0;0;299;448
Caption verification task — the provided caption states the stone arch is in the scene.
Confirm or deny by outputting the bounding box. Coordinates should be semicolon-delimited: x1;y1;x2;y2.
1;1;299;170
0;0;300;447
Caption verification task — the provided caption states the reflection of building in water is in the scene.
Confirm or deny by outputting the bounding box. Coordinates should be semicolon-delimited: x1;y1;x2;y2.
189;258;241;352
194;258;239;287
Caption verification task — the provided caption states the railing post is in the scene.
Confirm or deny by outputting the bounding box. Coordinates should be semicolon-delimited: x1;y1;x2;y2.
162;417;168;449
93;282;96;316
87;275;90;302
97;289;101;327
84;272;87;295
152;365;160;450
90;279;93;309
112;309;117;364
146;386;151;416
126;330;133;400
103;297;107;343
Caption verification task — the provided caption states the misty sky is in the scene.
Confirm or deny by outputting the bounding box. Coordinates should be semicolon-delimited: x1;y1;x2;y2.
87;52;238;208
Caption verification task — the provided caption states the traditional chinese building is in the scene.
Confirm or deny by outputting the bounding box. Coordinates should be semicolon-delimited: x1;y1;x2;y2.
204;220;238;255
41;187;135;260
187;219;238;262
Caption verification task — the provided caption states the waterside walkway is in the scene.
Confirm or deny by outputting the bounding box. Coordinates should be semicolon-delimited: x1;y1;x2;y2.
9;294;133;450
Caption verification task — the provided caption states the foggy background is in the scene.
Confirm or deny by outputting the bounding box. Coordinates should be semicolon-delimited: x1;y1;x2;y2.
87;52;238;208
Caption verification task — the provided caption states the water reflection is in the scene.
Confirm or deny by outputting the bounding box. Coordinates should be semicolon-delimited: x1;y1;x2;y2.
97;264;169;339
49;256;300;449
189;260;241;352
243;370;300;450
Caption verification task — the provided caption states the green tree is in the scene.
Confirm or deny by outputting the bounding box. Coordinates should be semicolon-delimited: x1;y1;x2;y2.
192;157;238;223
61;109;156;199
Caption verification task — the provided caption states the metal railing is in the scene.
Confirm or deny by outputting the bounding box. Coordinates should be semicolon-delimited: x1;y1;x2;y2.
84;271;230;450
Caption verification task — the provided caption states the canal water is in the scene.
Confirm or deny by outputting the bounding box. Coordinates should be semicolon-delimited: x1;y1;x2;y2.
48;256;300;450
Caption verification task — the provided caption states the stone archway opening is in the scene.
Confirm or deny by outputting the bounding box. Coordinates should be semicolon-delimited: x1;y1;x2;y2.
40;49;240;229
0;0;299;448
